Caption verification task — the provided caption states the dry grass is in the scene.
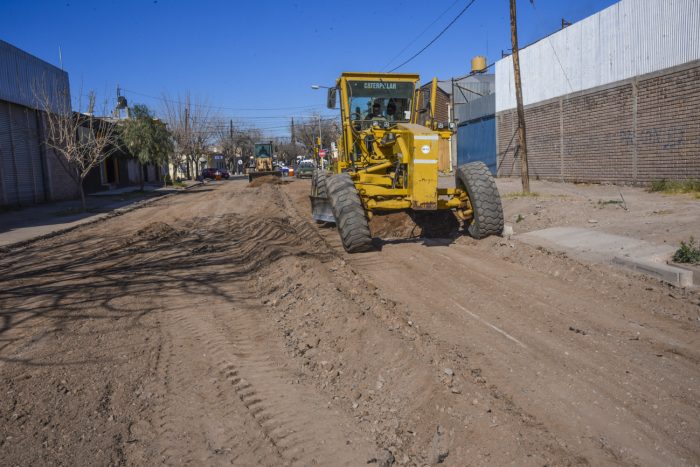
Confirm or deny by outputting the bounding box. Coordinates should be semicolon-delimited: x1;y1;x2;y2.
649;179;700;195
502;191;541;200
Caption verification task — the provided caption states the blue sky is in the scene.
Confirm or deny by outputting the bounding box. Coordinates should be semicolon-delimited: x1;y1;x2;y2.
1;0;617;137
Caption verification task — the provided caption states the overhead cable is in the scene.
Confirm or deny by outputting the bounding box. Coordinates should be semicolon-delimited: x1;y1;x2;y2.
389;0;479;72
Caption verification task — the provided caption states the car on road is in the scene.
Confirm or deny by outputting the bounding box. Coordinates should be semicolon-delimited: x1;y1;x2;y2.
295;161;315;179
202;168;230;180
274;162;290;176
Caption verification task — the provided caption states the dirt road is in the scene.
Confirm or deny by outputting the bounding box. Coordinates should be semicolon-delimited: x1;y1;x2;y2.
1;179;698;466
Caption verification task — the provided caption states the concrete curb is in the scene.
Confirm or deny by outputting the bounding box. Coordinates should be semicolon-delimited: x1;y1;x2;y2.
517;227;697;288
0;183;204;252
669;262;700;286
612;256;694;288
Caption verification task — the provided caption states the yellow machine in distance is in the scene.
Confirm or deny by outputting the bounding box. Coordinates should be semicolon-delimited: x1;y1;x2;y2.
311;72;504;253
248;142;282;182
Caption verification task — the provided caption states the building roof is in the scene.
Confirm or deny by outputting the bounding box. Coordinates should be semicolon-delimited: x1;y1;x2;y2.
0;40;70;113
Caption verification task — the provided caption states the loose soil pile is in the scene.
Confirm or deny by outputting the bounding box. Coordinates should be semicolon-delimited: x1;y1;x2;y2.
136;221;182;241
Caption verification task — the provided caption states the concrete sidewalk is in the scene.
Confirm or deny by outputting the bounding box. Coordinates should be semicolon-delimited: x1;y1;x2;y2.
517;227;695;287
0;181;201;248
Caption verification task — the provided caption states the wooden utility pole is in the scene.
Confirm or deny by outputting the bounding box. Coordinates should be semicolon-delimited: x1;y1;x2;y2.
290;117;296;144
509;0;530;192
184;105;190;179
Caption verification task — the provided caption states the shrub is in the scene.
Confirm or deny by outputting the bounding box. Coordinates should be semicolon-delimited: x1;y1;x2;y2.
672;237;700;264
649;179;700;194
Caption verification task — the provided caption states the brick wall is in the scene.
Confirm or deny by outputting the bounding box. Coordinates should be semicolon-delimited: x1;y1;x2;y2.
497;61;700;183
418;85;450;123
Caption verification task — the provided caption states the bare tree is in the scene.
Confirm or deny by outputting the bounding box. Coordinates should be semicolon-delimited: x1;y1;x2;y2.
293;114;340;155
275;137;304;165
36;86;121;210
161;92;219;179
212;120;256;169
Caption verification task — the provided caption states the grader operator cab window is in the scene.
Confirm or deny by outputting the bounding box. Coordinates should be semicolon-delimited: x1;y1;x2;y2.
347;81;414;125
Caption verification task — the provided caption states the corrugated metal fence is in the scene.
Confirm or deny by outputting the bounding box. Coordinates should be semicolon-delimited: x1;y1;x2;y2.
0;40;71;206
0;101;47;205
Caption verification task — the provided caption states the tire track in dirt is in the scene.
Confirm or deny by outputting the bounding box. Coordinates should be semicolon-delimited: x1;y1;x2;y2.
139;187;374;465
171;300;373;465
148;307;285;466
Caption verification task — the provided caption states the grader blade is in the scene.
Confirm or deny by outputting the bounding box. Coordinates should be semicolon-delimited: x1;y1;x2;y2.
248;171;282;182
310;196;335;223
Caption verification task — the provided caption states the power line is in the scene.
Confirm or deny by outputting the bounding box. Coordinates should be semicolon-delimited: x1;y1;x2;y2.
389;0;479;72
121;87;325;112
381;0;461;71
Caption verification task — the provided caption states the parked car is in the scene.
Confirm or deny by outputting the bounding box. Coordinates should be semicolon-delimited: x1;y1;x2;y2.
295;161;315;179
202;167;230;180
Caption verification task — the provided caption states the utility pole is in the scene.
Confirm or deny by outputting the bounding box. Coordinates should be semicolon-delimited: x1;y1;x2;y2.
184;105;190;179
510;0;530;193
317;116;323;170
229;119;234;170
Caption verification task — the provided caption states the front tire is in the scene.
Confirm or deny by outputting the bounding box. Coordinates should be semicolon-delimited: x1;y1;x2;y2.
456;162;504;239
326;173;372;253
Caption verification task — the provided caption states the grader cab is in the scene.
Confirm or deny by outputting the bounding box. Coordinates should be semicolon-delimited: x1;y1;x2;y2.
311;72;504;252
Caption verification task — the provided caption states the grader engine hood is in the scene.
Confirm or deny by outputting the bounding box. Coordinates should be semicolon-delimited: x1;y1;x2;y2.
400;123;440;210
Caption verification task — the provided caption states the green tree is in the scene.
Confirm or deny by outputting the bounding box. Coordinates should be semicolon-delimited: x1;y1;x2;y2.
121;104;174;188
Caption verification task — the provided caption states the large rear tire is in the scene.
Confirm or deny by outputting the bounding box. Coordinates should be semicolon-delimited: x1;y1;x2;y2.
311;169;328;198
456;162;504;239
326;173;373;253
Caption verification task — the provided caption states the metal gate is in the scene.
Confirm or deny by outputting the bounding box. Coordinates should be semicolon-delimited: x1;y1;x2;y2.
457;115;496;175
0;101;46;206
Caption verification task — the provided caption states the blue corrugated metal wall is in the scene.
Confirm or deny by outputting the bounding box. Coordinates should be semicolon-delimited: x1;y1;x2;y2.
457;116;496;175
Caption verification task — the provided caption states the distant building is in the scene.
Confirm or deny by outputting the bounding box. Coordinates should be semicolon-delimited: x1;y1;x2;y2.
495;0;700;183
0;40;78;206
452;73;496;174
420;69;497;174
417;80;453;172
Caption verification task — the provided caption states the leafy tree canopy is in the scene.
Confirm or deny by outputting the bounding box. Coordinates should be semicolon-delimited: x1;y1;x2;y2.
121;104;174;166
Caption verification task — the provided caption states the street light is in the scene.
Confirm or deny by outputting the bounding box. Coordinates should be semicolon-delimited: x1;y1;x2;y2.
310;85;331;169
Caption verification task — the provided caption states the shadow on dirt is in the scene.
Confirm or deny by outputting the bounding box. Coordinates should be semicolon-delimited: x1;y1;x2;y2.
369;210;462;250
0;213;331;362
318;210;464;251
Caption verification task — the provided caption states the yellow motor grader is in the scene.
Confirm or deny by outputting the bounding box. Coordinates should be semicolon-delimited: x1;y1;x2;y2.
311;72;503;253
